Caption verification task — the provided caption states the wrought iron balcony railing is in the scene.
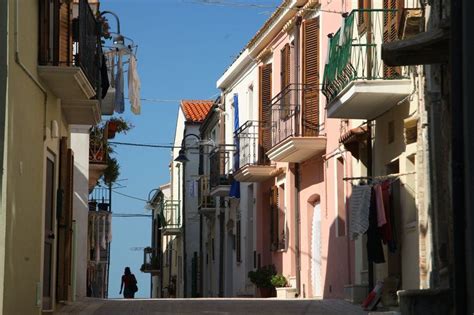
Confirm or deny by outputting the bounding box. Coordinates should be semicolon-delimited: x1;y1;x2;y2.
322;9;410;103
209;145;233;189
89;126;107;164
38;0;102;98
141;247;161;273
234;120;271;167
161;200;181;230
198;176;216;209
270;84;320;147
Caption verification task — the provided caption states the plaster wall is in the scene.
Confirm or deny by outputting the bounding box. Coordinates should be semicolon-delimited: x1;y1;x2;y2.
3;0;75;313
70;125;91;300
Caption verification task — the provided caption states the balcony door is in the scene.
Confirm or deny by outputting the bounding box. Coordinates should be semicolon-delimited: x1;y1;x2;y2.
43;153;56;311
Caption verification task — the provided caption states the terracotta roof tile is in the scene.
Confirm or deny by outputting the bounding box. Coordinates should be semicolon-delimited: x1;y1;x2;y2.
180;100;214;123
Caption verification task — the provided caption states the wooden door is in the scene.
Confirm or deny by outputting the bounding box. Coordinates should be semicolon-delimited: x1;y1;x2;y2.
43;153;56;310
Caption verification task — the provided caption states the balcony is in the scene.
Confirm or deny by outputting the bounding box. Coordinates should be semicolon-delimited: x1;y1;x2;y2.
161;200;181;236
141;247;160;275
38;0;102;125
89;127;108;191
198;176;216;217
267;84;326;163
209;145;233;197
322;9;412;120
233;120;276;182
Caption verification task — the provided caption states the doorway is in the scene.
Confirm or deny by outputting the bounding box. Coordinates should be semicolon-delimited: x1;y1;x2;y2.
311;202;322;297
43;153;56;310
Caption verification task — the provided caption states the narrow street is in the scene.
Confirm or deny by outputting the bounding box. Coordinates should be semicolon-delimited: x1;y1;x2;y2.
56;298;368;315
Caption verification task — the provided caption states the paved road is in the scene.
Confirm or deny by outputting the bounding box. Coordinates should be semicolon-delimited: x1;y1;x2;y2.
55;298;369;315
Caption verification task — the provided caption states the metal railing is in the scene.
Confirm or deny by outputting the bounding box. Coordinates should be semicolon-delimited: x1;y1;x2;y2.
322;9;410;103
141;247;161;273
209;145;232;189
198;176;216;209
161;200;181;230
89;187;110;211
77;0;102;93
270;84;320;147
234;120;271;167
38;0;102;97
89;126;107;164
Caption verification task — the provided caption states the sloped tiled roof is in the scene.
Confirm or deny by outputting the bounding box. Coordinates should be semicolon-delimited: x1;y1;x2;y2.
180;100;214;123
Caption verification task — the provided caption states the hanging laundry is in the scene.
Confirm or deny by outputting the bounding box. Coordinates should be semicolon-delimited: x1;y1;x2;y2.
101;54;110;99
90;216;95;249
101;215;107;249
128;54;141;115
95;216;100;263
349;185;371;240
105;51;116;87
374;184;387;227
366;188;385;263
107;213;112;243
114;52;125;114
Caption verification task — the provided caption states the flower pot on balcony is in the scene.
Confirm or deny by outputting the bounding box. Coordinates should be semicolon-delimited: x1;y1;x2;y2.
107;121;117;139
88;201;97;211
276;287;298;299
257;287;276;298
98;202;109;211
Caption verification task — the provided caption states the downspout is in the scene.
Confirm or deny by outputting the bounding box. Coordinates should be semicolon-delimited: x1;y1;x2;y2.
294;16;302;297
14;0;48;141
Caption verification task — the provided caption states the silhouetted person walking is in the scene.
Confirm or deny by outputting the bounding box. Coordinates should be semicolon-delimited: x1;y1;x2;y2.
120;267;138;298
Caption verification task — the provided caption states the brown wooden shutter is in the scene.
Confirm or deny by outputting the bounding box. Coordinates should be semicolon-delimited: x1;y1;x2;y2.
281;44;291;90
270;186;279;250
259;63;272;163
302;17;320;137
358;0;371;34
57;138;74;301
38;0;61;65
59;3;72;65
383;0;404;78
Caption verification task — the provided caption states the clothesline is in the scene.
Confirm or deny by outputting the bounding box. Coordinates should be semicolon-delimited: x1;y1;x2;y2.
343;171;416;181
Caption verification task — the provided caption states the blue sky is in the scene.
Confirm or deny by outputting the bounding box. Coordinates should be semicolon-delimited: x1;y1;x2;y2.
100;0;278;298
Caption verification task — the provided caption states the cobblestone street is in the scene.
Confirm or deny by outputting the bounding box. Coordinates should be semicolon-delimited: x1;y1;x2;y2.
55;298;368;315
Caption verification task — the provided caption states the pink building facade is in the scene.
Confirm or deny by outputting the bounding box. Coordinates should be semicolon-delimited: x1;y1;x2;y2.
248;0;358;299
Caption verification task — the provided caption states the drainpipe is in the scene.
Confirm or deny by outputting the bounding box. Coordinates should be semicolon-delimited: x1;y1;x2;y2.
367;121;373;291
294;16;302;297
14;0;48;141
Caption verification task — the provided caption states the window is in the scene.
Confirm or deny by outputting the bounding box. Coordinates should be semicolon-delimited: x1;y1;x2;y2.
270;185;286;250
336;157;346;237
388;120;395;144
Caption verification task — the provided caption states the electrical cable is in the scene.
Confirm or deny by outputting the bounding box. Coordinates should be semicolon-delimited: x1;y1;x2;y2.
112;190;149;202
109;141;180;149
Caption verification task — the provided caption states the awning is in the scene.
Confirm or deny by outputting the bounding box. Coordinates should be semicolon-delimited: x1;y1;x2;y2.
339;126;368;159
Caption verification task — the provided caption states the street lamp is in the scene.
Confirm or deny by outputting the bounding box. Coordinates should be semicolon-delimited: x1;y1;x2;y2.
173;133;201;298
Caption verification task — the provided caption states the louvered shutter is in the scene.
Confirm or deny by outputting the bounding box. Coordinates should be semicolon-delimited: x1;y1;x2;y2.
38;0;61;65
259;63;272;164
59;3;72;65
383;0;404;78
303;17;320;137
57;139;74;301
270;186;279;250
281;44;291;118
357;0;371;34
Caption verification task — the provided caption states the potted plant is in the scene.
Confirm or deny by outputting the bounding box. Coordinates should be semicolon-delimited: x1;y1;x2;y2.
271;274;297;299
248;264;277;297
106;117;132;140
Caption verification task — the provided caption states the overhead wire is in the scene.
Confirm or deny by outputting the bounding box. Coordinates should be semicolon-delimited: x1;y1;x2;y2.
186;0;347;15
112;190;149;202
